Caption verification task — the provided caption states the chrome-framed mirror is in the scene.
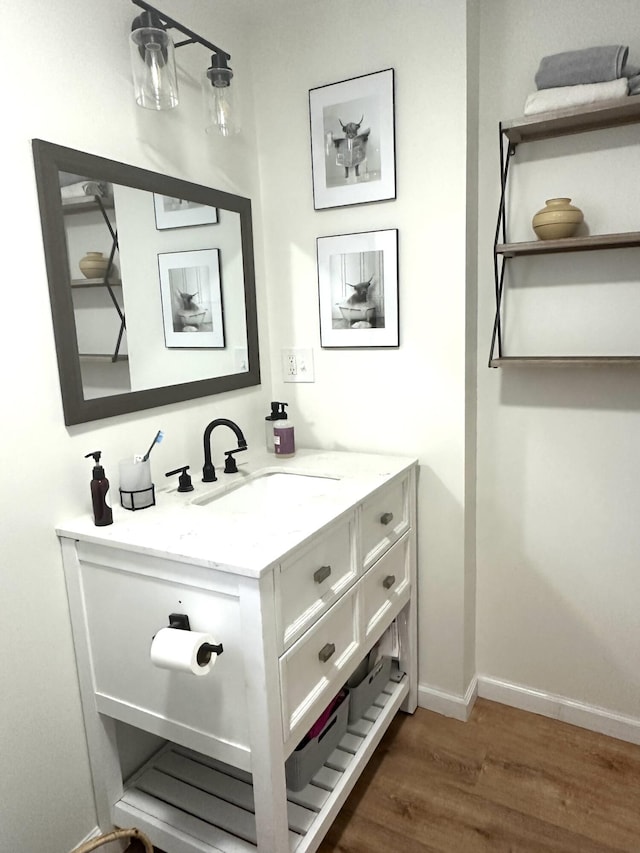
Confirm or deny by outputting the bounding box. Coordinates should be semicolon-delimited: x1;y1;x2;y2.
32;139;260;426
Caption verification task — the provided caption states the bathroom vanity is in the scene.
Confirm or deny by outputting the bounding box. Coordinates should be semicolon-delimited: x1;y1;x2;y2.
58;449;418;853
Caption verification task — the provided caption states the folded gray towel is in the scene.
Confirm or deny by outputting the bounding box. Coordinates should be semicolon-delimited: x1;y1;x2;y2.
535;45;628;90
629;73;640;96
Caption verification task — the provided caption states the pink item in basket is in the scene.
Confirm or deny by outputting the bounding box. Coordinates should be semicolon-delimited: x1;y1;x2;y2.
300;690;348;746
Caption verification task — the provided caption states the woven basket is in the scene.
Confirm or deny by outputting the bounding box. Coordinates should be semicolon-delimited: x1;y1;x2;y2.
73;828;153;853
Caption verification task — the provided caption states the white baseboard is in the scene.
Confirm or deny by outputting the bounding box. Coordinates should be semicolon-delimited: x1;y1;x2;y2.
478;675;640;745
417;675;478;721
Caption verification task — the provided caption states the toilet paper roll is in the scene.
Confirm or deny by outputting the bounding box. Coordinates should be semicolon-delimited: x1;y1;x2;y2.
150;628;219;677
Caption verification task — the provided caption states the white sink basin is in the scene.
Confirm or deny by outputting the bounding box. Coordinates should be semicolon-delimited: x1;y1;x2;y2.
193;470;340;513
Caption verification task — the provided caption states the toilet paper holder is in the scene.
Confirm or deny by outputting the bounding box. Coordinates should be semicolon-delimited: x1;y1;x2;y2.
166;612;224;663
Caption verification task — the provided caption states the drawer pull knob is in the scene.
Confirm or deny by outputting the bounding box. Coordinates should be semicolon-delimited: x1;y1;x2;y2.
314;564;332;584
380;511;394;526
318;642;336;663
383;574;396;590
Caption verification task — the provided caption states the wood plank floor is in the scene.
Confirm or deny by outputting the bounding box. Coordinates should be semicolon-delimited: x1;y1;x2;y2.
124;697;640;853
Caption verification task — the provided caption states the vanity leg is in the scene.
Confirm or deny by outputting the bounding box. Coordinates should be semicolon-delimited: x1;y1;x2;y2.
60;537;124;828
238;574;290;852
400;467;418;713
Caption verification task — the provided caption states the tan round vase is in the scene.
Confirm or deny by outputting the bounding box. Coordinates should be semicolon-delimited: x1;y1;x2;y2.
79;251;110;279
532;197;583;240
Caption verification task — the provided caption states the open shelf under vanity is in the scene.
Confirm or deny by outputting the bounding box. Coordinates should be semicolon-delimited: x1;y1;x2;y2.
116;673;407;853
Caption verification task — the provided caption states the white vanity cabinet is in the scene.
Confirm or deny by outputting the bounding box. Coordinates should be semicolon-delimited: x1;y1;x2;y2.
58;450;418;853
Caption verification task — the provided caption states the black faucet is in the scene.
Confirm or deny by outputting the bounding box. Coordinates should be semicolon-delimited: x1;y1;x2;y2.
202;418;248;482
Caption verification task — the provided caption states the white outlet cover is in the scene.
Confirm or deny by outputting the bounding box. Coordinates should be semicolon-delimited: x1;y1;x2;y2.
282;348;315;382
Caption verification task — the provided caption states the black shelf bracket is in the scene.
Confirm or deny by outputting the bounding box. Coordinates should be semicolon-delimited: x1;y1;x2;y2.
94;196;126;362
489;125;516;366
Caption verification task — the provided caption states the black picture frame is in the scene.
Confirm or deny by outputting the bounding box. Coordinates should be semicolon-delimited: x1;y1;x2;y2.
309;69;396;210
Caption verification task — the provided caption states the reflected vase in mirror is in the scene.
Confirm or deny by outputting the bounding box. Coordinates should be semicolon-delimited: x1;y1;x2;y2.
79;251;111;280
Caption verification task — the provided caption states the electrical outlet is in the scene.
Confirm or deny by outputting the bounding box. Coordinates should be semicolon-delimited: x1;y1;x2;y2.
282;348;315;382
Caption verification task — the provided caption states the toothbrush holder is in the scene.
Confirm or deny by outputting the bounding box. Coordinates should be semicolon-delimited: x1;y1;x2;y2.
119;458;155;510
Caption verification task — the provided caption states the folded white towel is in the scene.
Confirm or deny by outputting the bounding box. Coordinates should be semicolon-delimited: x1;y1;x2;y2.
524;77;628;115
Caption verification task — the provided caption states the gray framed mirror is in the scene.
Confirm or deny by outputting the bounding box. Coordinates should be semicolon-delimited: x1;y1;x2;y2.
32;139;260;426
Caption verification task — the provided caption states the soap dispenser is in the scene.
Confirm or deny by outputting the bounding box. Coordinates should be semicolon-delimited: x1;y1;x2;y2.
273;402;295;458
265;401;284;453
85;451;113;527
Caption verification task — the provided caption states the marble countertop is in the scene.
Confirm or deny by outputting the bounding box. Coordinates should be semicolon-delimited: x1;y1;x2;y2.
57;449;418;577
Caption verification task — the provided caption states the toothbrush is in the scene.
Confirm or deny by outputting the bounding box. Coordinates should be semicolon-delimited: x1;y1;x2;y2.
142;430;164;462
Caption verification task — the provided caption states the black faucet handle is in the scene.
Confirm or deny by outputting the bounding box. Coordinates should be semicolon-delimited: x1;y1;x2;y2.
165;465;194;492
224;446;247;474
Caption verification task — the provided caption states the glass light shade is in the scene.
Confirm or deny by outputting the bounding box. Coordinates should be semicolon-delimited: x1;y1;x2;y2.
130;27;179;110
203;67;239;137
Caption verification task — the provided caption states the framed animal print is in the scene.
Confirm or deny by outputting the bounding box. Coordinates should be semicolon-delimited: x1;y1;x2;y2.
317;229;399;348
309;69;396;210
153;193;218;230
157;249;225;348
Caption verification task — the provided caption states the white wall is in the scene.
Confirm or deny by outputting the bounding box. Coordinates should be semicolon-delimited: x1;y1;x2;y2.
477;0;640;718
247;0;478;702
0;2;269;851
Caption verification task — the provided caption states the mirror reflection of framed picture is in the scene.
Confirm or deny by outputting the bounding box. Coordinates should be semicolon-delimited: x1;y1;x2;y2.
317;229;399;348
309;68;396;210
158;249;225;348
153;193;219;229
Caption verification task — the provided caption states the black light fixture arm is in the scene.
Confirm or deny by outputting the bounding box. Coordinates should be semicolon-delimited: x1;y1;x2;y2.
131;0;231;61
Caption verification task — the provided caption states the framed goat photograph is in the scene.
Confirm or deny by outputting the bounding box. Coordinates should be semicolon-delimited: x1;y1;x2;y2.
317;229;399;348
309;68;396;210
158;249;225;348
153;193;218;230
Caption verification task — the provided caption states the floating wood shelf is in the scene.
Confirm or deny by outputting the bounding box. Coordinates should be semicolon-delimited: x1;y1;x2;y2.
496;231;640;257
491;100;640;365
491;356;640;367
502;97;640;144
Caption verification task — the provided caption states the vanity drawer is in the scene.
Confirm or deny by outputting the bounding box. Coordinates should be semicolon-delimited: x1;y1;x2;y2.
275;514;357;652
361;532;411;641
360;474;411;571
279;586;360;741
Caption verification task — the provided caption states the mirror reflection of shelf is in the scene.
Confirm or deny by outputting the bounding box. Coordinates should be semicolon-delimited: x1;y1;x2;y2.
70;278;122;288
78;353;129;361
61;194;114;214
62;189;125;363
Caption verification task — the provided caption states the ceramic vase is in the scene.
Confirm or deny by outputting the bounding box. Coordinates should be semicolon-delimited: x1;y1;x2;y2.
532;198;584;240
79;251;110;280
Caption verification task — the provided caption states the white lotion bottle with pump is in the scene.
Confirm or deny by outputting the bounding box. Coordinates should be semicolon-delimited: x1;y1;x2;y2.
273;402;295;457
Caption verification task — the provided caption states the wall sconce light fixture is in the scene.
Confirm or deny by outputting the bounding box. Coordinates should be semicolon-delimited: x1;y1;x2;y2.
130;0;237;135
